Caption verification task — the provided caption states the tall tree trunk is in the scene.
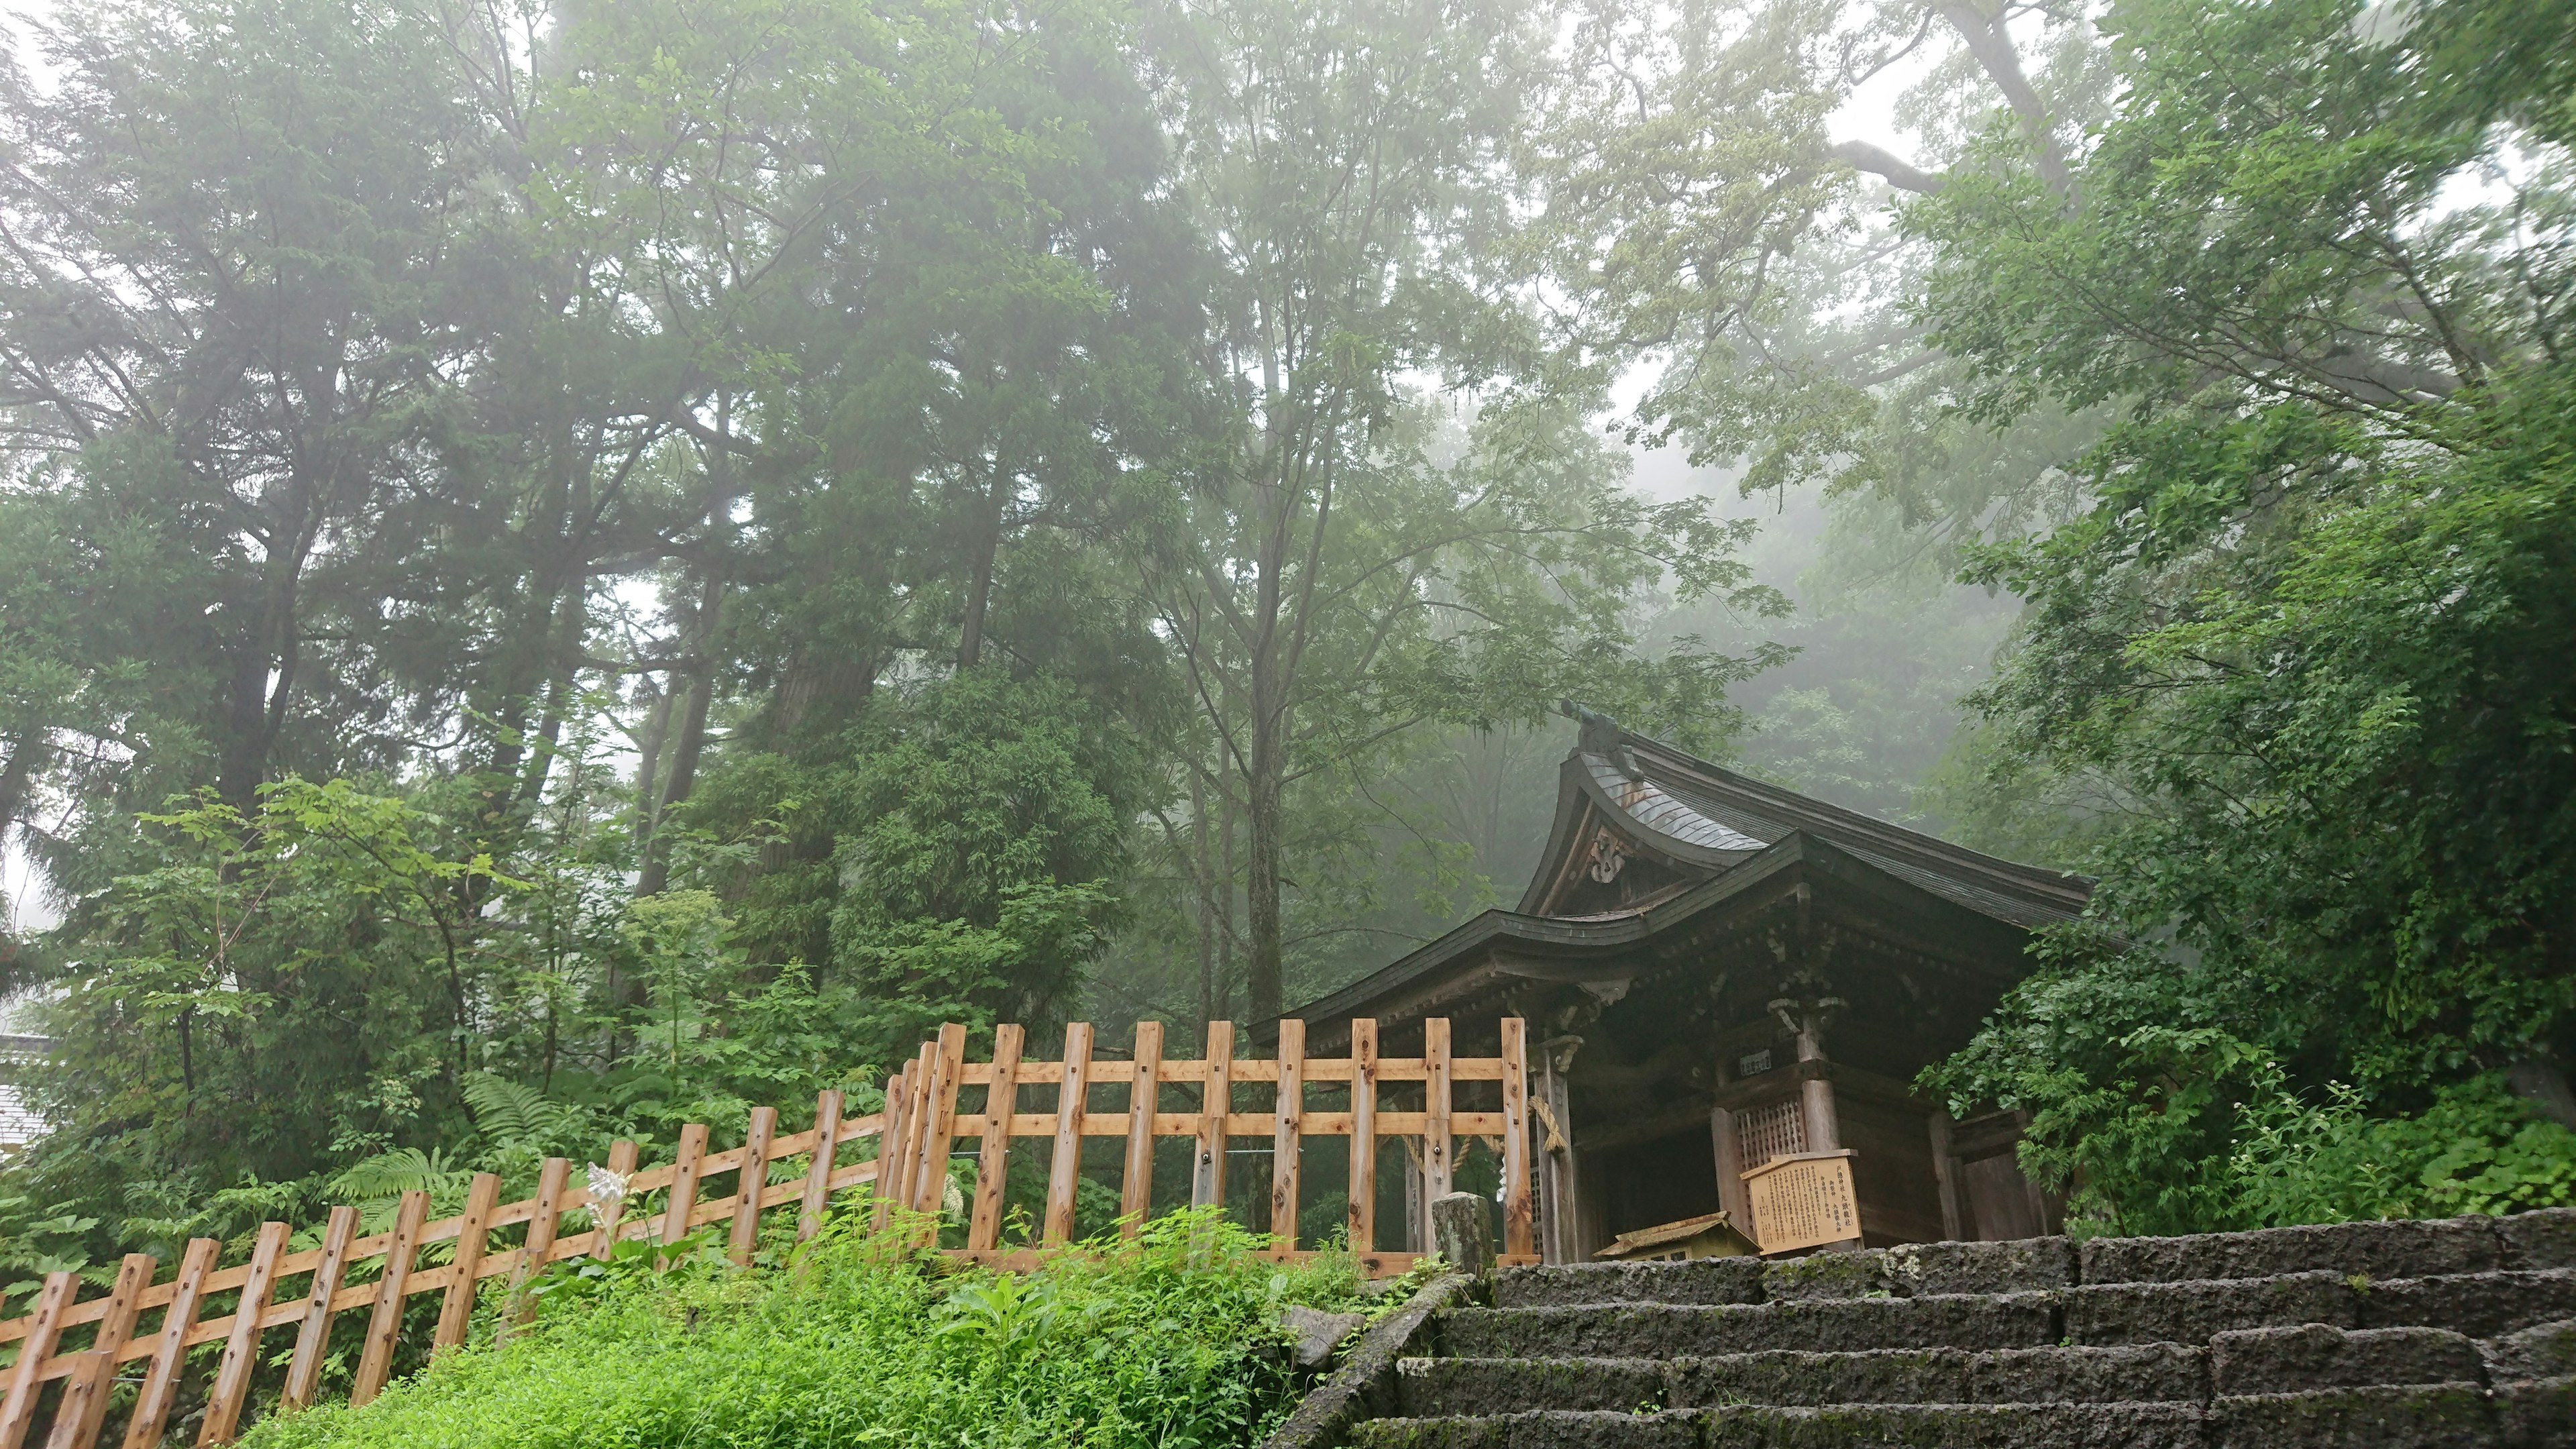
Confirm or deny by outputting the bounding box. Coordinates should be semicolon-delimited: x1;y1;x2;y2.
0;732;38;853
635;568;722;900
631;678;673;849
1193;768;1216;1030
957;469;1004;670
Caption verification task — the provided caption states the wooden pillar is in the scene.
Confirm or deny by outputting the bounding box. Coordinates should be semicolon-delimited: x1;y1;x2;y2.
1794;1022;1840;1151
1927;1110;1964;1242
1709;1105;1754;1239
1534;1036;1580;1265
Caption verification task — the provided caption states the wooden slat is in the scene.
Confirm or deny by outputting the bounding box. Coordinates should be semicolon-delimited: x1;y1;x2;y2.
798;1089;844;1242
985;1108;1505;1140
967;1024;1023;1251
1119;1020;1164;1236
1425;1017;1454;1210
729;1107;777;1265
1348;1018;1378;1254
870;1065;910;1230
902;1040;938;1217
593;1139;641;1258
507;1158;572;1330
349;1189;429;1407
198;1220;289;1444
46;1253;149;1449
660;1123;709;1263
1041;1022;1093;1244
44;1354;110;1449
282;1201;358;1402
1191;1020;1234;1209
1270;1018;1305;1255
1500;1016;1534;1257
0;1273;77;1449
915;1024;967;1224
432;1173;501;1352
128;1237;220;1446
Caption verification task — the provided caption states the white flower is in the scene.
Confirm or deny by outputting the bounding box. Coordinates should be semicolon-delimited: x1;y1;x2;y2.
587;1164;630;1205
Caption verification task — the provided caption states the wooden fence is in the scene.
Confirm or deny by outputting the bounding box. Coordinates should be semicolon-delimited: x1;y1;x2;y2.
0;1016;1531;1448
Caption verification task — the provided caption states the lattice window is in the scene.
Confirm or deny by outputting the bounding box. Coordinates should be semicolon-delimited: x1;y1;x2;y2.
1737;1096;1806;1171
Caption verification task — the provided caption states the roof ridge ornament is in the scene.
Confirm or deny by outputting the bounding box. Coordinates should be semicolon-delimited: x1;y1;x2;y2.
1556;698;1643;780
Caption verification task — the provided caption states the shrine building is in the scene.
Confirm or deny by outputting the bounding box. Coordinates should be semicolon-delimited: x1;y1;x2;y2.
1267;707;2092;1262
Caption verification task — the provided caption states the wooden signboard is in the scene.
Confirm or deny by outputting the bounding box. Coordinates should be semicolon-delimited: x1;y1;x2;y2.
1742;1148;1860;1254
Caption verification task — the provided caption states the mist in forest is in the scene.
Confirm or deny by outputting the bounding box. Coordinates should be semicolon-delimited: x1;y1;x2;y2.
0;0;2566;1262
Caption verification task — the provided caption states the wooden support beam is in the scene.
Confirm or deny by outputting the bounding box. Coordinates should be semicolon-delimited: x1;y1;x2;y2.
1346;1019;1377;1254
350;1189;429;1407
1119;1021;1163;1235
199;1220;290;1444
1042;1022;1094;1245
277;1208;352;1415
433;1173;502;1352
124;1238;220;1449
967;1025;1024;1251
798;1090;844;1242
872;1065;911;1230
1424;1017;1454;1208
730;1107;777;1265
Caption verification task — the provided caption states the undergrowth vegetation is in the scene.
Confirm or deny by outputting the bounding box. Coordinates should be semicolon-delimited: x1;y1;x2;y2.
239;1210;1374;1449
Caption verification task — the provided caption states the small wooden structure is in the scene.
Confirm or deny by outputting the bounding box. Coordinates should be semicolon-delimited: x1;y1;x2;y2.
1591;1210;1756;1261
0;1016;1528;1448
1272;708;2086;1262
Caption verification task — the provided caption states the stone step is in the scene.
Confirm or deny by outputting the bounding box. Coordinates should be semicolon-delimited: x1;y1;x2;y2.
1442;1295;2061;1360
1397;1344;2211;1415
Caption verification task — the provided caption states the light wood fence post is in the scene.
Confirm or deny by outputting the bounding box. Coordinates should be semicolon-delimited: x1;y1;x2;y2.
1500;1017;1534;1257
46;1252;150;1449
0;1272;79;1449
1042;1023;1093;1244
798;1090;844;1243
506;1158;572;1332
124;1238;220;1449
659;1124;709;1265
1191;1020;1234;1210
729;1108;777;1265
350;1189;430;1407
1269;1019;1305;1256
967;1026;1023;1251
433;1174;500;1354
280;1201;358;1402
914;1024;967;1230
1347;1019;1379;1255
198;1220;289;1444
1119;1022;1163;1236
1425;1017;1454;1222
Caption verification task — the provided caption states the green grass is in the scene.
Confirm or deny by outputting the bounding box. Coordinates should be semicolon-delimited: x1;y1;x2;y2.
241;1210;1368;1449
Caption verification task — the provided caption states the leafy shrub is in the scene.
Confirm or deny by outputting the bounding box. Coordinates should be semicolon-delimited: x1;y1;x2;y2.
2229;1072;2576;1226
239;1208;1364;1449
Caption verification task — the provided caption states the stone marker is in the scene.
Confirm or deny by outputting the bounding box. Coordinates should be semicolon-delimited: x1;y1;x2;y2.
1430;1192;1494;1281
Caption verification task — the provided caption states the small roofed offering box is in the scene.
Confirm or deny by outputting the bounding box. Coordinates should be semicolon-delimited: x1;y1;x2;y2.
1743;1148;1860;1254
1592;1210;1757;1262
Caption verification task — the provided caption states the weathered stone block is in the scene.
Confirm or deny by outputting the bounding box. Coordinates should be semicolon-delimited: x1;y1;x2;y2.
2081;1219;2504;1287
2357;1269;2576;1338
2211;1384;2494;1449
1446;1294;2059;1360
2482;1316;2576;1383
1395;1358;1665;1417
2494;1208;2576;1272
1699;1401;2209;1448
2066;1271;2358;1346
1495;1258;1766;1310
2489;1375;2576;1449
1969;1344;2208;1405
2209;1324;2484;1396
1348;1409;1699;1449
1886;1238;2078;1297
1666;1348;1972;1407
1764;1248;1897;1302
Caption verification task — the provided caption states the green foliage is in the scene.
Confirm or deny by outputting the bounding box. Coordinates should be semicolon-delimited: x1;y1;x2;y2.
238;1210;1364;1449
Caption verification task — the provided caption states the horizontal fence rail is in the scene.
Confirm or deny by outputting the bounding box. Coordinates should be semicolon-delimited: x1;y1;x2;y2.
0;1016;1530;1448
